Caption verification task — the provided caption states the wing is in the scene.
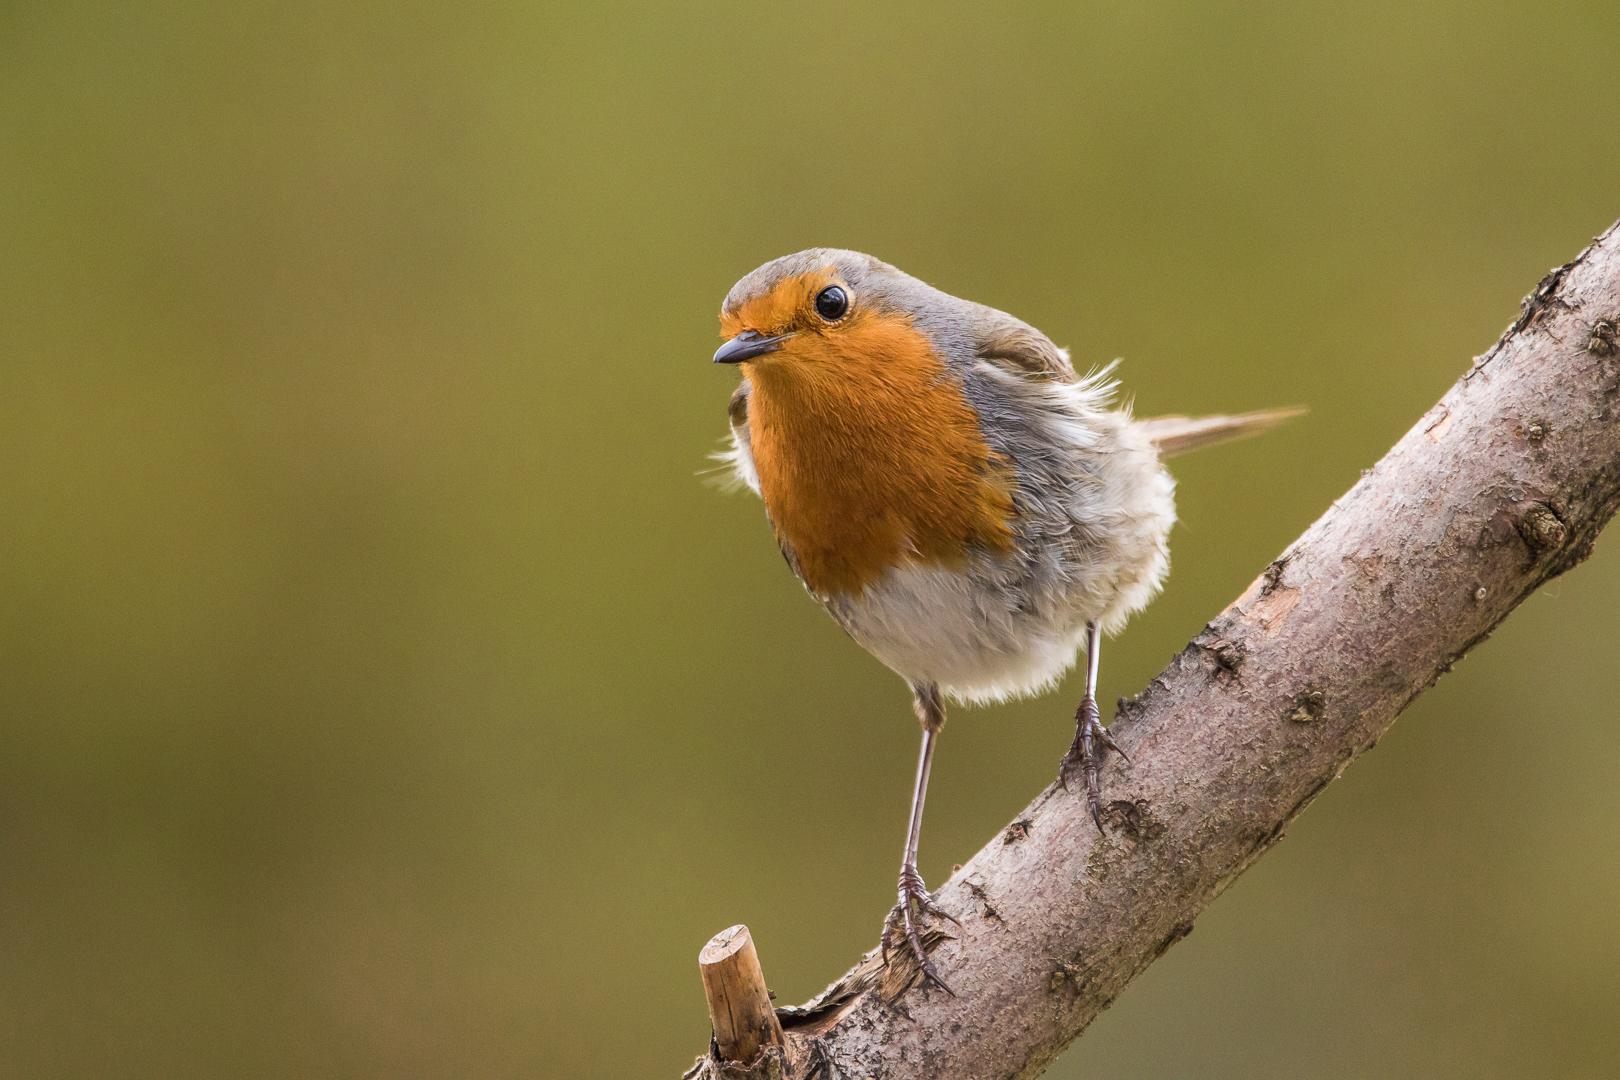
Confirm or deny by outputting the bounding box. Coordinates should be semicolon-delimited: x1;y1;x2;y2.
973;316;1078;383
1136;407;1306;458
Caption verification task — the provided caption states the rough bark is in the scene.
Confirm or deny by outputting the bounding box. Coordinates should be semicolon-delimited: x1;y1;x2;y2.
685;221;1620;1080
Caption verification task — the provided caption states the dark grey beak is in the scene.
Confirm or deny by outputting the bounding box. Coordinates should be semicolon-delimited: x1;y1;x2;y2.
714;330;794;364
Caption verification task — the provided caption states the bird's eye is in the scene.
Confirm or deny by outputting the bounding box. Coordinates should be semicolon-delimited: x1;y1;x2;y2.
814;285;849;322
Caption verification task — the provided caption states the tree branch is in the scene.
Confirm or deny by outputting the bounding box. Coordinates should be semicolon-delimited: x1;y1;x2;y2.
686;220;1620;1080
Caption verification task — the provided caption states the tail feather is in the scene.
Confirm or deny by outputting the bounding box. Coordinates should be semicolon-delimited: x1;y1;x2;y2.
1137;406;1305;458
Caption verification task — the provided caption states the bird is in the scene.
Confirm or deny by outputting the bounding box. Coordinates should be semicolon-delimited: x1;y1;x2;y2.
710;248;1299;991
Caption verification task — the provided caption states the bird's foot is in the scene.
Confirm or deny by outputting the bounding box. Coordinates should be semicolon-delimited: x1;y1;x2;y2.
882;865;959;994
1059;693;1129;832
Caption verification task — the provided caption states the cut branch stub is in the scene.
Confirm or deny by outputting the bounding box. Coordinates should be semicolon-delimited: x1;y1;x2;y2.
699;924;784;1065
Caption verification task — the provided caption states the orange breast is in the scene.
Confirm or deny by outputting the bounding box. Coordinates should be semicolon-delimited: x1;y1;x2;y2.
742;311;1017;598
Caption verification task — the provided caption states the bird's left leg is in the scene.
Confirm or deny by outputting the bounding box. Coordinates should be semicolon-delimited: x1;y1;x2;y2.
1060;620;1129;831
882;683;959;994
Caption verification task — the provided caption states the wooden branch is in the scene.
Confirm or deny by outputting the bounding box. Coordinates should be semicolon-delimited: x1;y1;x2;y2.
684;220;1620;1080
698;925;785;1071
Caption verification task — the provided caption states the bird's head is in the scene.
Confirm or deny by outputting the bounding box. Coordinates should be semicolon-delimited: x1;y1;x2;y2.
713;249;950;384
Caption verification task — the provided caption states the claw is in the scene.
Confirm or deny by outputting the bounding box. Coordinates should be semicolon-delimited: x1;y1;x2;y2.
884;866;957;995
1094;722;1129;764
1059;694;1126;833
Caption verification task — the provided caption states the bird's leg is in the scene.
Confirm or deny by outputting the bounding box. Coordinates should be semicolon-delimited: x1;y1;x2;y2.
882;683;958;994
1060;621;1129;832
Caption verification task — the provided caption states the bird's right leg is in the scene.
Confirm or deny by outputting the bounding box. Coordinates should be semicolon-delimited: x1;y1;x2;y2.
1060;620;1129;831
882;682;958;994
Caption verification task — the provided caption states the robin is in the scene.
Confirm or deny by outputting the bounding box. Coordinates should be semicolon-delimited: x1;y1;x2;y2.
711;248;1298;990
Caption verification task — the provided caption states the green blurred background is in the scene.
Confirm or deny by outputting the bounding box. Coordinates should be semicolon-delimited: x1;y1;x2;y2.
2;1;1617;1077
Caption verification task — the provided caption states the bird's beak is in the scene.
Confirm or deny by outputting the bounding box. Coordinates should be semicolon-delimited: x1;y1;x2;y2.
714;330;794;364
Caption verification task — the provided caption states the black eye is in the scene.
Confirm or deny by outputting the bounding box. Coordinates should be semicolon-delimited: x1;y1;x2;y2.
814;285;849;321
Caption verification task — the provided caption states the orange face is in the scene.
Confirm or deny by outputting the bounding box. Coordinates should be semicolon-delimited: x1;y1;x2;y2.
720;268;1017;598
